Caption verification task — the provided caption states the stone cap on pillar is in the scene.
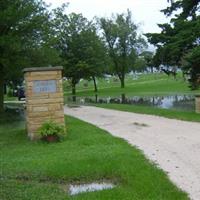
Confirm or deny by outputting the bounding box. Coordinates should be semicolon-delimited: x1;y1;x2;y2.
23;66;63;73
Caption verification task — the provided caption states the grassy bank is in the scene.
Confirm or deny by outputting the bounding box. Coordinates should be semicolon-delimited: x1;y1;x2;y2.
95;104;200;122
0;111;188;199
64;73;200;97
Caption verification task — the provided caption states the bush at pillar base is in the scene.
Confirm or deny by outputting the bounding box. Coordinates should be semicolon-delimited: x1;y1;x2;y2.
37;120;66;143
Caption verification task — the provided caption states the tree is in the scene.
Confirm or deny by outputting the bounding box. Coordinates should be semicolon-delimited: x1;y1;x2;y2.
53;7;106;97
0;0;59;113
140;51;154;73
76;23;107;93
146;0;200;89
99;10;146;88
182;46;200;89
134;57;147;72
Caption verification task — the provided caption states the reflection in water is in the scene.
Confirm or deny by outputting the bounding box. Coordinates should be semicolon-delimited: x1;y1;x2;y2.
95;94;98;103
72;95;76;102
121;93;126;104
67;95;195;112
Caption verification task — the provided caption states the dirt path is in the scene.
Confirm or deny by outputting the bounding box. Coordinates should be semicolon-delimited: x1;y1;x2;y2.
64;106;200;200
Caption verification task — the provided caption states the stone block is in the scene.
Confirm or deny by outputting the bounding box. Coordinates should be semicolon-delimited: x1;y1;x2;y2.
32;106;48;112
49;92;63;98
27;98;63;105
48;104;62;111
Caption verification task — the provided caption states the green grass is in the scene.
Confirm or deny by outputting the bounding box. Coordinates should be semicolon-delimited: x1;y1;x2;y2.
0;111;188;200
64;73;200;97
64;73;199;123
95;104;200;122
4;95;17;101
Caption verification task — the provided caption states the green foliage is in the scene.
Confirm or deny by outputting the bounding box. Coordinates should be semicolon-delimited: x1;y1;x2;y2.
0;0;55;79
146;0;200;88
52;8;106;94
183;46;200;89
140;51;154;72
0;0;61;112
7;89;13;97
134;57;147;72
100;10;146;88
37;120;65;137
65;73;199;98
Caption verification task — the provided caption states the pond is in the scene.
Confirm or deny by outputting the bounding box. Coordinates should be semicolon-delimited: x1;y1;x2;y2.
66;95;195;112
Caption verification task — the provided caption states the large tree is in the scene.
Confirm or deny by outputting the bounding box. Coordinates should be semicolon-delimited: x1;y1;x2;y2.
99;10;146;88
146;0;200;89
0;0;59;113
53;7;106;97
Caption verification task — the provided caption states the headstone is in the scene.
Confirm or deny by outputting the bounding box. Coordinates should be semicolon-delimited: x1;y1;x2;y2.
195;95;200;114
23;67;65;140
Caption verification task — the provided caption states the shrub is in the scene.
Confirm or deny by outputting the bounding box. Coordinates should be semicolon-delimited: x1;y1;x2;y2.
37;120;65;138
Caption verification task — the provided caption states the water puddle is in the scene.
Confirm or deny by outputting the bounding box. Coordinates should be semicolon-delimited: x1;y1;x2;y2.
66;94;195;112
68;182;115;195
11;176;116;196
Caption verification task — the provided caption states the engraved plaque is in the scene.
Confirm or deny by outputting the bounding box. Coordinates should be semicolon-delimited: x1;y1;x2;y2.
33;80;57;93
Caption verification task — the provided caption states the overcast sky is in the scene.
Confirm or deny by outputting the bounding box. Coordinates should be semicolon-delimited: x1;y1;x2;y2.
44;0;170;34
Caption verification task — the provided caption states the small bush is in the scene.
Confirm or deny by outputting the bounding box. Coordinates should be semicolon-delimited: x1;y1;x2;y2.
37;120;65;138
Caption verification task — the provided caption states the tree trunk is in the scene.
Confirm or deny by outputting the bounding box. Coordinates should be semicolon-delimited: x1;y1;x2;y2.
0;75;4;113
182;71;186;81
72;83;76;102
119;74;125;88
95;94;98;103
121;93;126;104
150;66;153;73
92;76;98;92
4;83;7;95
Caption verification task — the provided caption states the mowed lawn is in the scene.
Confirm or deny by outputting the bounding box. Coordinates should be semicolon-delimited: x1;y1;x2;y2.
0;111;188;200
64;73;200;97
95;104;200;123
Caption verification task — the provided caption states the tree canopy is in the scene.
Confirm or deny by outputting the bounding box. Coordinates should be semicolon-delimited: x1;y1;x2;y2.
52;6;106;97
146;0;200;89
0;1;155;111
0;0;61;112
100;10;146;88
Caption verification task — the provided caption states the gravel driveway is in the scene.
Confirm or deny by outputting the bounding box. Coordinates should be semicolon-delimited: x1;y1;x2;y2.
64;106;200;200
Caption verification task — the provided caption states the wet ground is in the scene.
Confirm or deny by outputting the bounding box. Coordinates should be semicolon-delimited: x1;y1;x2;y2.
68;182;115;195
66;95;195;112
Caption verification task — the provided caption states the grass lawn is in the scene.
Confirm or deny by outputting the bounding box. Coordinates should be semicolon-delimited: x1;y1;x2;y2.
95;104;200;123
0;110;188;200
64;73;200;97
64;73;199;123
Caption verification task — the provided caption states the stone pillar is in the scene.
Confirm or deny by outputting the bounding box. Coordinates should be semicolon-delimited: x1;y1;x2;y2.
195;95;200;114
23;67;65;140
